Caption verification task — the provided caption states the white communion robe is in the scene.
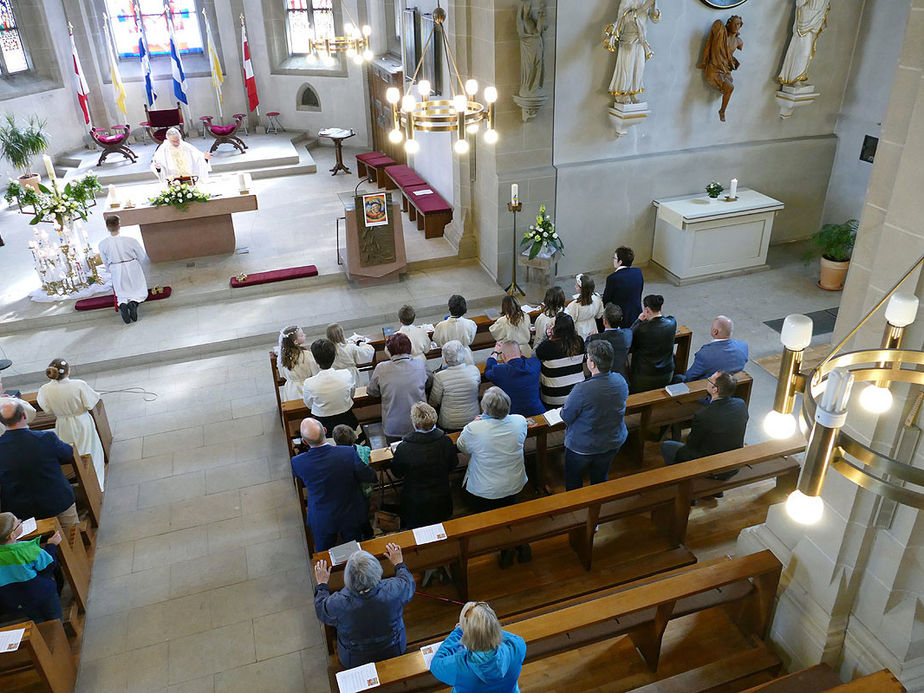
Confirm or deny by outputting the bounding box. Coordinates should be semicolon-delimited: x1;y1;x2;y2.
151;139;211;183
37;378;106;488
99;234;148;305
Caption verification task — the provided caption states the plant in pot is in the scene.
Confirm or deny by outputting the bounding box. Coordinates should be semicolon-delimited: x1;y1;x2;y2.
803;218;858;291
0;113;49;192
705;181;724;200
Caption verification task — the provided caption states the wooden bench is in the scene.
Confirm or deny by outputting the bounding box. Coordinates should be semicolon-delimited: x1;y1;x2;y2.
0;620;77;693
355;152;393;182
363;155;398;188
20;517;91;638
329;550;783;691
743;668;906;693
404;184;452;238
384;164;426;194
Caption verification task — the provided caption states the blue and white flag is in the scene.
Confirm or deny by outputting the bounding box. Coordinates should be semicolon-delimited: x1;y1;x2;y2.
165;3;188;104
139;35;156;106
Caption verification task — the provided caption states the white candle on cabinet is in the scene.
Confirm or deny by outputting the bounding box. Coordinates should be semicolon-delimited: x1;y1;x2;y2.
729;178;738;199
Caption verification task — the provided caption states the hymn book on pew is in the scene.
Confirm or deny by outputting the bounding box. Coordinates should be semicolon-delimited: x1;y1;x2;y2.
412;523;447;545
543;408;563;426
0;627;25;652
420;641;443;668
665;382;691;397
329;540;362;566
15;517;37;539
336;662;380;693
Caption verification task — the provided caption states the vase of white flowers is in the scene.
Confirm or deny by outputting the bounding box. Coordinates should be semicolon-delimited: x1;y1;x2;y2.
149;180;210;211
521;204;562;260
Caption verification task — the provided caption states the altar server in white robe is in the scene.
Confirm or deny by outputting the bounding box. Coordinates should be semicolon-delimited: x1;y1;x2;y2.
99;215;148;324
37;359;106;487
151;127;212;184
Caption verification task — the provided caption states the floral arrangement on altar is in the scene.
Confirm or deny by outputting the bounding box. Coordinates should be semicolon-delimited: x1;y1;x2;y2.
149;180;209;211
521;204;562;259
5;173;101;226
705;181;724;199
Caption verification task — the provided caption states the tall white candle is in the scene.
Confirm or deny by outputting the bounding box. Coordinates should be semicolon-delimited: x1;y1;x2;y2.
729;178;738;199
108;184;117;206
238;172;247;190
43;155;56;180
511;183;518;206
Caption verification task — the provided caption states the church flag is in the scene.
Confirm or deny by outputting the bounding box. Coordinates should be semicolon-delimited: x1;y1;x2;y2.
203;8;223;117
69;26;91;126
134;0;157;107
165;1;188;105
240;15;259;113
103;15;127;117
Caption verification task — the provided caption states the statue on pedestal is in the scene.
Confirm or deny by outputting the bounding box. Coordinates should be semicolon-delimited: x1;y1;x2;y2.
514;0;549;122
604;0;661;105
778;0;830;86
699;15;744;122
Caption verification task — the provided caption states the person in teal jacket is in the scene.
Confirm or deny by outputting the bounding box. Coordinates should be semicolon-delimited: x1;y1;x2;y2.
430;601;526;692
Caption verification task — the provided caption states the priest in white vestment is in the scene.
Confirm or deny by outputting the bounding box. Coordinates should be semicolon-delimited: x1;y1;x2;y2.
37;359;106;488
99;215;148;324
151;127;212;184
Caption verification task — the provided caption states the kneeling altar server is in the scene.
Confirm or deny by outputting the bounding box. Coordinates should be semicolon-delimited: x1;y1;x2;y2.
99;215;148;324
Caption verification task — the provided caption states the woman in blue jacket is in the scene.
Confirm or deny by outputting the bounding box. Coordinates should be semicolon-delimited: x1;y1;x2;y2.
430;601;526;692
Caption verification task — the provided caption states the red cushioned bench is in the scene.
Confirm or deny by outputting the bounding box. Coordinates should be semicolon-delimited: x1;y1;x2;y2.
404;184;452;238
384;164;426;192
355;154;396;188
355;152;389;180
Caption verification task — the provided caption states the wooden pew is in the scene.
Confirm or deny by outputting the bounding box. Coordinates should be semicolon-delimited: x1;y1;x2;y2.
21;517;91;637
0;621;77;693
21;393;113;465
330;550;783;692
66;449;102;532
742;668;906;693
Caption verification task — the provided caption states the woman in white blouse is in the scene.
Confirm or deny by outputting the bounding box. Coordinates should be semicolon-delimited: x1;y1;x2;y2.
277;325;318;401
37;359;106;487
327;323;375;386
489;295;532;356
565;274;604;339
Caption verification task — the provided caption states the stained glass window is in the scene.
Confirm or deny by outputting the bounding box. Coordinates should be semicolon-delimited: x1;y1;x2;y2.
286;0;336;55
106;0;203;59
0;0;29;74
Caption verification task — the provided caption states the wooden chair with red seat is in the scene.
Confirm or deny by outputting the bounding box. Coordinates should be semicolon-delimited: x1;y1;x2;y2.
201;114;248;154
89;125;137;166
143;102;185;143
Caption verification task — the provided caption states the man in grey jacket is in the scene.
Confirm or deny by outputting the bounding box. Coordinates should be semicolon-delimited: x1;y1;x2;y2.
367;333;433;441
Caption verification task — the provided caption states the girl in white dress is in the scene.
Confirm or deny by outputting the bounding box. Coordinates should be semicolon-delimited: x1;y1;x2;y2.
37;359;106;488
327;323;376;387
533;286;565;346
566;274;604;339
278;325;318;401
489;295;532;356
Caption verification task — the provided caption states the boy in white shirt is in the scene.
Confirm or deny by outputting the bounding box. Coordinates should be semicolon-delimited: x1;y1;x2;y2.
396;305;432;361
433;294;477;347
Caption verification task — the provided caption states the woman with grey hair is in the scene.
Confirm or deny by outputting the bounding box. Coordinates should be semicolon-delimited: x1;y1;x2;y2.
457;387;531;568
313;542;415;667
429;340;481;431
430;600;527;692
390;402;458;530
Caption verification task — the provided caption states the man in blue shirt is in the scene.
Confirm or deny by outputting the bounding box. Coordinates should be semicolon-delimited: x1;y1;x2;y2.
484;341;545;417
291;417;377;552
560;340;629;491
683;315;749;382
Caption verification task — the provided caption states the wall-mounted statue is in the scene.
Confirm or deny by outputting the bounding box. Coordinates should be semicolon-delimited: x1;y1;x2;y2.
514;0;549;122
778;0;830;86
699;15;744;122
604;0;661;105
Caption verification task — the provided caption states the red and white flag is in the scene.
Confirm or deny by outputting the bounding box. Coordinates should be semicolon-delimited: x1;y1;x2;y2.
70;28;91;126
241;16;259;113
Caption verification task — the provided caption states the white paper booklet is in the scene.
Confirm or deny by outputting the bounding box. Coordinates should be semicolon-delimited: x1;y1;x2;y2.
0;628;25;653
16;517;37;539
412;523;447;545
336;662;380;693
543;408;563;426
329;540;362;567
420;641;443;668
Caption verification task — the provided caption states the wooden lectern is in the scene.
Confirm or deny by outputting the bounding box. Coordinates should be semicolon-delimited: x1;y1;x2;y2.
339;191;407;283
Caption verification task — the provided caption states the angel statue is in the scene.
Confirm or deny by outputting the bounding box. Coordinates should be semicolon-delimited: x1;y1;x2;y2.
604;0;661;105
700;15;744;122
778;0;830;85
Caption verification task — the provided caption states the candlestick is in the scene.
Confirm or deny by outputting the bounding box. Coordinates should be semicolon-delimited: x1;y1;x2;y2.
511;183;518;206
729;178;738;199
43;155;56;181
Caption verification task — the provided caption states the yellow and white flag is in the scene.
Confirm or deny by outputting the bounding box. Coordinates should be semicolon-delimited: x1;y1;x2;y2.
103;16;127;116
203;9;223;106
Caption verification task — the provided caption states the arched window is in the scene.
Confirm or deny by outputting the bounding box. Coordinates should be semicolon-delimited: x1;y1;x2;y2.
105;0;204;59
297;83;320;111
285;0;335;55
0;0;29;74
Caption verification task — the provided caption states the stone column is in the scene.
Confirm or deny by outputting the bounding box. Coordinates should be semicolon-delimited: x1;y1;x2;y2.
737;6;924;688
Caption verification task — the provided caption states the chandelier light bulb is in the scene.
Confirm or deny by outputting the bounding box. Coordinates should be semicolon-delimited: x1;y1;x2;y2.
385;87;400;105
352;54;364;65
484;128;499;144
484;86;498;103
453;94;468;113
885;293;919;327
388;128;404;144
785;490;824;525
401;94;417;112
363;48;373;61
860;384;893;414
466;122;480;134
763;410;797;439
404;139;420;154
465;79;479;96
346;47;357;58
453;138;470;155
780;314;814;350
417;80;431;97
323;54;336;67
362;25;372;36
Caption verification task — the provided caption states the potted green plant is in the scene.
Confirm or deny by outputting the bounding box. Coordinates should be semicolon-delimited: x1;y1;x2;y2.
0;113;49;192
803;218;858;291
705;181;724;199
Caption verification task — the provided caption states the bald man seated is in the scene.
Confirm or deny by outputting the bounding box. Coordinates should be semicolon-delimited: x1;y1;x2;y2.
683;315;749;382
290;418;377;553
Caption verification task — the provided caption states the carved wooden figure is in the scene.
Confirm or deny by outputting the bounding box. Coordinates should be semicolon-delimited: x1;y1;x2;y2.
699;15;744;122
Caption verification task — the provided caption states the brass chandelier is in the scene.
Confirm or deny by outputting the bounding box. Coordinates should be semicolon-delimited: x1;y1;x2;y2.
763;254;924;525
384;4;497;156
310;3;372;66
